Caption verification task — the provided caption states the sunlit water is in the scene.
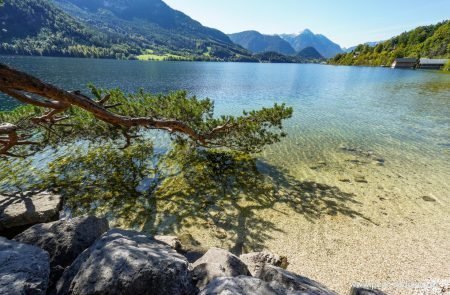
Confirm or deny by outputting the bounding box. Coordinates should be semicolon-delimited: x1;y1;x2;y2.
1;56;449;294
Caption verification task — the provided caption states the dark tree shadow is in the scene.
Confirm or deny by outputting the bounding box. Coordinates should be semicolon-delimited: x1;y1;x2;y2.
26;142;375;256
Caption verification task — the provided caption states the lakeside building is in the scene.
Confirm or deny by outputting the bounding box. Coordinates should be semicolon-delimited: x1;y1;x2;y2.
417;58;449;70
391;58;417;69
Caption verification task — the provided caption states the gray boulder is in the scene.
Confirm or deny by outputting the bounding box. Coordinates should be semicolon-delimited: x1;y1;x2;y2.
199;276;282;295
14;216;109;288
0;237;50;295
0;191;62;237
55;229;194;295
260;265;338;295
350;286;387;295
240;251;289;277
192;248;250;290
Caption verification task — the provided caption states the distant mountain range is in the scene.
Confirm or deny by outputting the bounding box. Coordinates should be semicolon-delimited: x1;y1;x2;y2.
228;31;296;55
279;29;343;58
0;0;338;62
330;20;450;66
229;29;341;58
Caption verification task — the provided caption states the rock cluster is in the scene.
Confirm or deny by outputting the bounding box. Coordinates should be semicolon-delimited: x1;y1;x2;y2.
0;215;388;294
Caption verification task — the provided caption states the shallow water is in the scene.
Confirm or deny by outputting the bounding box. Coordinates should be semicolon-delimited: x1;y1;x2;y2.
1;56;449;294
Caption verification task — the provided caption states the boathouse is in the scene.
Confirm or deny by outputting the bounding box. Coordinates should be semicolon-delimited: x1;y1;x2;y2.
418;58;449;70
391;58;417;69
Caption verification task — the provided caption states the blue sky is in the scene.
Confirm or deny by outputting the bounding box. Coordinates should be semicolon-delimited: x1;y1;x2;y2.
163;0;450;48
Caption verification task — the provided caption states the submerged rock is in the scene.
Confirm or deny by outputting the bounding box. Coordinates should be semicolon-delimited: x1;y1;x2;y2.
355;176;368;183
55;229;194;295
178;232;208;263
14;216;109;289
260;265;338;295
0;237;50;295
0;191;62;237
200;276;282;295
239;251;289;277
192;248;250;290
338;178;352;183
350;286;387;295
422;196;436;202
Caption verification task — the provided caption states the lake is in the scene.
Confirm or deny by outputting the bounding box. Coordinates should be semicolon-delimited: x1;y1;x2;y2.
1;56;449;294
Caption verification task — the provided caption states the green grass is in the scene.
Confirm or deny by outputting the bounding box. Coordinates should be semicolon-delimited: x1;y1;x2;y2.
137;49;188;61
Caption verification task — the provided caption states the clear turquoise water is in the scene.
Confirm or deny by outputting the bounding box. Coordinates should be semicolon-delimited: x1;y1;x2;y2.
1;56;449;196
1;56;449;172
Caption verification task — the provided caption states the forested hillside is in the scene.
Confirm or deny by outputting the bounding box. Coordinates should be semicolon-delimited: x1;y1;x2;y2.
297;47;323;60
330;20;450;66
0;0;142;58
0;0;251;60
53;0;250;60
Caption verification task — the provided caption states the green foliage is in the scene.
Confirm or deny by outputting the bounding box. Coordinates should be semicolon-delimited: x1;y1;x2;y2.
0;86;293;155
254;52;303;63
443;60;450;71
297;47;324;60
330;20;450;66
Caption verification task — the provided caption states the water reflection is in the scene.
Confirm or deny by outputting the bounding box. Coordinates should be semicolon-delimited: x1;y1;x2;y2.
3;143;375;255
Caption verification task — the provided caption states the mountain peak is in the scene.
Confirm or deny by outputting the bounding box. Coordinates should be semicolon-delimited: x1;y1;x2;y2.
279;30;343;58
300;28;314;35
228;30;296;55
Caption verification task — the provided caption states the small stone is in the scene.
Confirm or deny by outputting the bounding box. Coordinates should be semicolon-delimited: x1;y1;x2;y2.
422;196;436;202
351;286;387;294
154;235;183;251
240;251;288;277
339;178;351;183
355;176;368;183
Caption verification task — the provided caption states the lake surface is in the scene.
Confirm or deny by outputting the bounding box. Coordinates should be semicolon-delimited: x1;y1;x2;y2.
1;56;449;294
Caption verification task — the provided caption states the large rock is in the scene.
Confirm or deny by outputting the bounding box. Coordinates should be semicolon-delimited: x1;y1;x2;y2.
240;251;289;277
14;216;109;288
260;265;338;295
199;276;283;295
192;248;250;290
55;229;194;295
0;191;62;237
0;237;50;295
